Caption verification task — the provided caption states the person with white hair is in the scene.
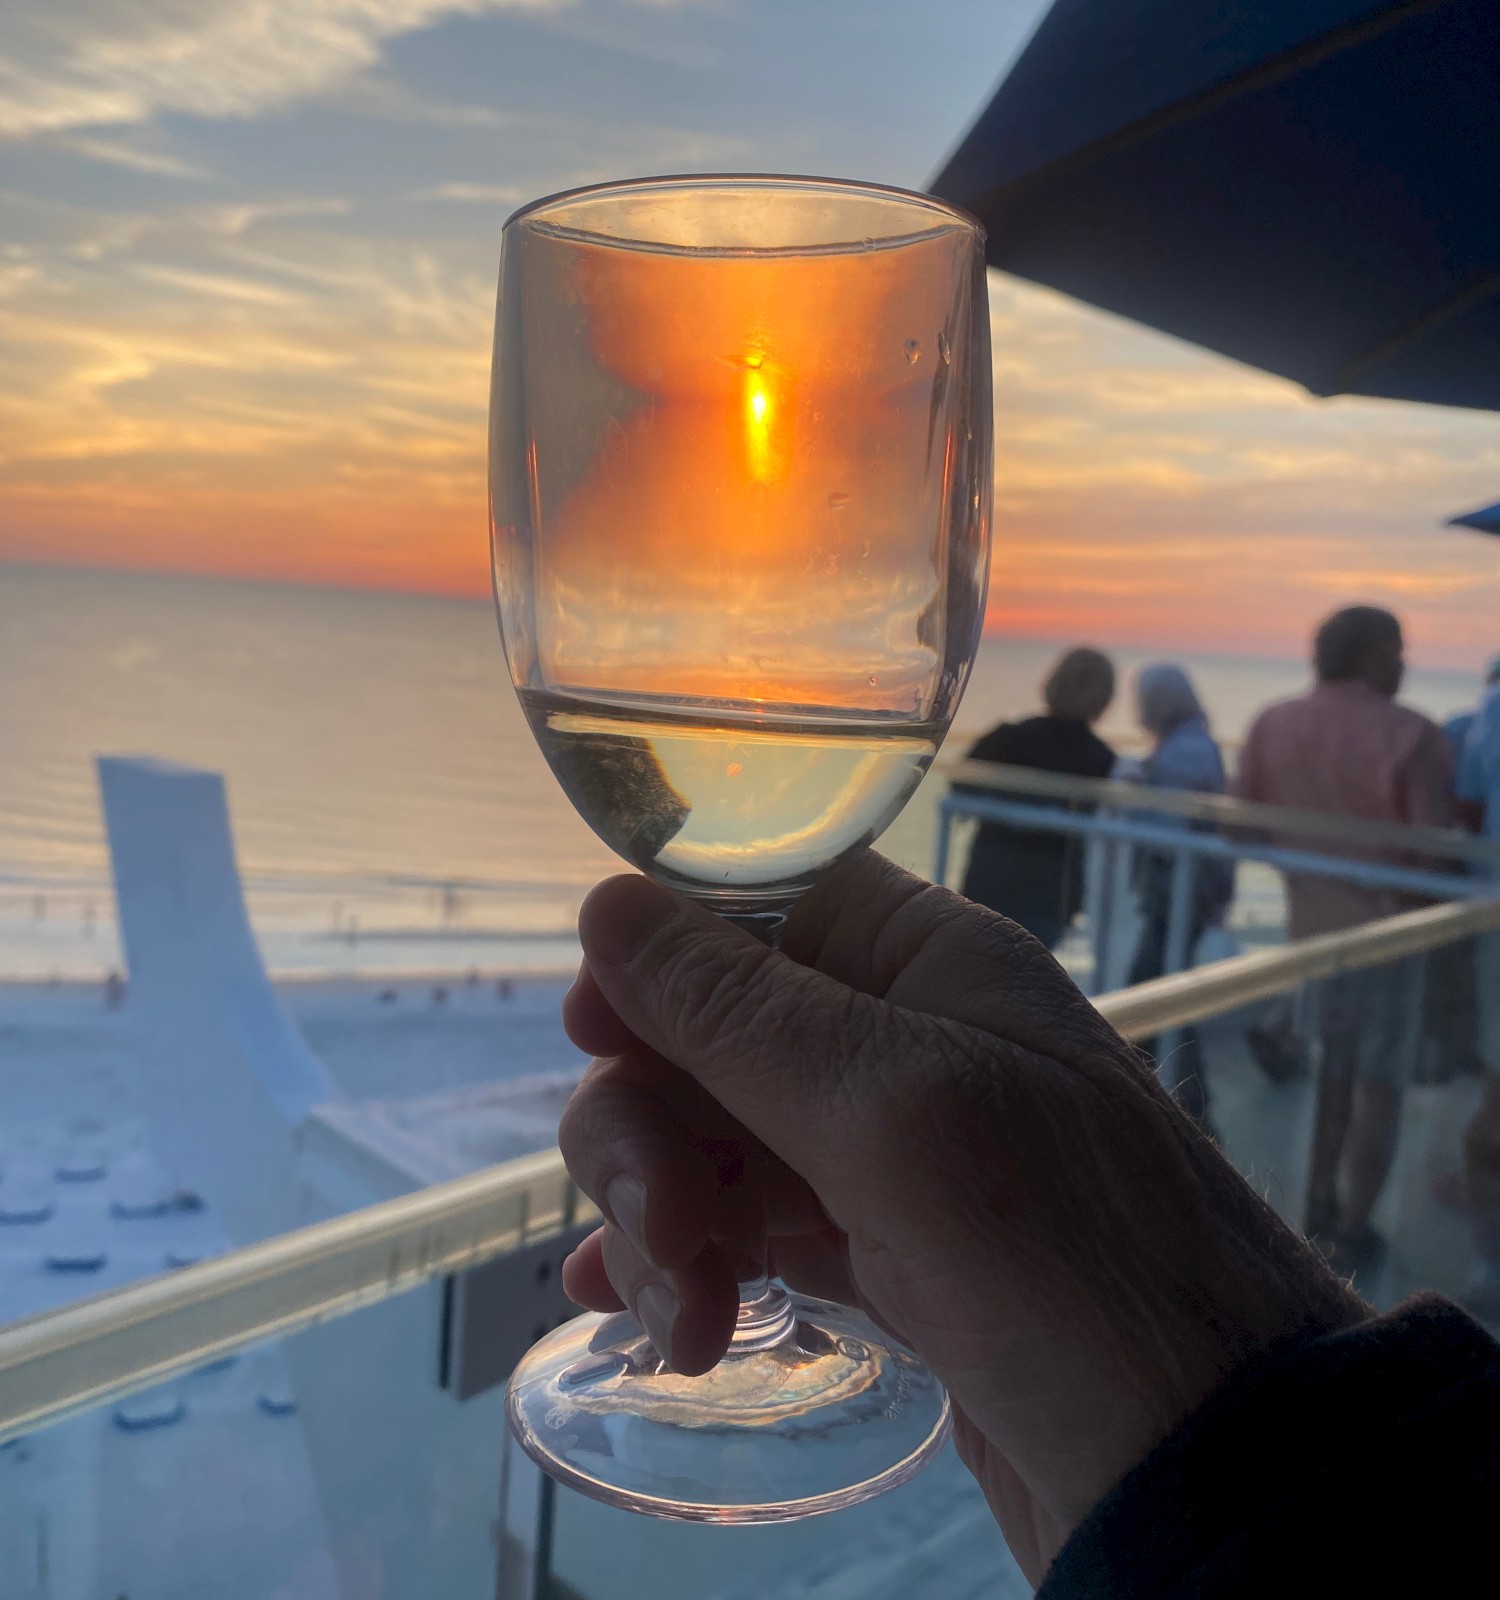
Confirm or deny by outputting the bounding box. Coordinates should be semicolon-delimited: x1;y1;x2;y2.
1126;663;1233;1134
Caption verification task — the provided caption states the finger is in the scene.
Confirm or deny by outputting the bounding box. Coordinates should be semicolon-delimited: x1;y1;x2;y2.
558;1056;723;1272
561;1227;624;1311
789;852;1129;1073
599;1224;739;1376
577;875;902;1202
562;962;639;1059
561;1049;834;1249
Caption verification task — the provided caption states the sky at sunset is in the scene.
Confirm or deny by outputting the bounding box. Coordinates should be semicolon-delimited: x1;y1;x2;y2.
2;0;1498;666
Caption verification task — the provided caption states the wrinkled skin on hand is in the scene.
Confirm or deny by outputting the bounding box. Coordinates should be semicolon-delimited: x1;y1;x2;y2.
556;852;1364;1583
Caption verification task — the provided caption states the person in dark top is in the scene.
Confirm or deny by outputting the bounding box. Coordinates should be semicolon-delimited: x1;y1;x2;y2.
556;853;1498;1598
959;645;1116;946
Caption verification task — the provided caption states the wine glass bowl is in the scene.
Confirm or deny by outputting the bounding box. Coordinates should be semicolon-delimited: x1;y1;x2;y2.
491;174;991;1520
492;175;991;915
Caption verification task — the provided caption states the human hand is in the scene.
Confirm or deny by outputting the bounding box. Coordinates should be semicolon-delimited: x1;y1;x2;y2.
557;852;1363;1581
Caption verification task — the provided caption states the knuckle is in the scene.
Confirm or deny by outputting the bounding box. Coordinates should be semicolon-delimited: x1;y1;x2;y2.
659;934;780;1060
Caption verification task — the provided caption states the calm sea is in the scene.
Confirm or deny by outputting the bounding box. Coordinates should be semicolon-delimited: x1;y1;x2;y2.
0;563;1480;977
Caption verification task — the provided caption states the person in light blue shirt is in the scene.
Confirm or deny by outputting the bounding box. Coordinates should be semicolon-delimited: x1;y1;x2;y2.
1453;672;1500;1317
1457;678;1500;839
1424;659;1500;1091
1446;651;1500;777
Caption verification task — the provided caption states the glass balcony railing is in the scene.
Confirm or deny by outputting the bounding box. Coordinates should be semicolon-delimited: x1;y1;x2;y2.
3;895;1497;1599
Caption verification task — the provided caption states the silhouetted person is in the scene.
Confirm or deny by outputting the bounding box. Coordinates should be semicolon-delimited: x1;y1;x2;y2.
1237;606;1452;1274
959;646;1115;948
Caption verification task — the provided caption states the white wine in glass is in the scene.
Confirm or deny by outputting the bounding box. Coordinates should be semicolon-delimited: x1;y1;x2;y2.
492;174;992;1522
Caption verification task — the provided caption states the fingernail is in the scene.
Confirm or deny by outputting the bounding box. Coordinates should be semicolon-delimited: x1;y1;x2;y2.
635;1283;680;1366
584;877;678;967
604;1174;652;1263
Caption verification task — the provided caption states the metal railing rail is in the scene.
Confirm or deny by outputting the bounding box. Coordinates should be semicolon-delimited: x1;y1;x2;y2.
1;898;1496;1448
1097;894;1500;1040
0;1149;587;1448
939;792;1494;904
942;759;1500;872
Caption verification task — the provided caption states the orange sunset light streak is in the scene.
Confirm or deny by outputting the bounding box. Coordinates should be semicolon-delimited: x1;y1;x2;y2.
744;355;776;484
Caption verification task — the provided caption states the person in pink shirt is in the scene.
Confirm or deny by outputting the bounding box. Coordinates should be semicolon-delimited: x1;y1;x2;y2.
1236;606;1454;1274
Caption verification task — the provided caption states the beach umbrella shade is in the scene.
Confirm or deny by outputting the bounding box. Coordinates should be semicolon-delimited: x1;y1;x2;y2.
931;0;1500;411
1447;501;1500;537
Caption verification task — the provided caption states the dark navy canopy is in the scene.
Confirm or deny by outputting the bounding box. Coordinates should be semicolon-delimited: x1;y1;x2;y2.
931;0;1500;411
1448;502;1500;536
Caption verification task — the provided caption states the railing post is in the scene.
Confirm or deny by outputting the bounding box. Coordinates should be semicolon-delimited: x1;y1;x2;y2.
1087;821;1117;997
531;1473;557;1600
934;796;954;890
1163;847;1196;978
1156;846;1197;1070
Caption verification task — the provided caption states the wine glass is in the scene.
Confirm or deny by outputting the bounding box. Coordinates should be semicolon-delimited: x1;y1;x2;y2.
491;174;991;1523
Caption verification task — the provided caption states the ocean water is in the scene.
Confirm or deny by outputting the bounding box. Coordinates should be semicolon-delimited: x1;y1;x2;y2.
0;563;1480;977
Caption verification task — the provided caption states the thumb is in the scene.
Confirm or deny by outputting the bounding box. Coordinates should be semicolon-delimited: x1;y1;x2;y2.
577;875;908;1202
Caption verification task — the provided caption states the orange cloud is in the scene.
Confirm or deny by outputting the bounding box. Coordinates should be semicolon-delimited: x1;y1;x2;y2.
2;217;1497;670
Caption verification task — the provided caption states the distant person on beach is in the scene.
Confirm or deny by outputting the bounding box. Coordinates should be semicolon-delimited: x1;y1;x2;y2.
1125;664;1233;1132
958;646;1115;948
557;855;1499;1598
1236;606;1453;1275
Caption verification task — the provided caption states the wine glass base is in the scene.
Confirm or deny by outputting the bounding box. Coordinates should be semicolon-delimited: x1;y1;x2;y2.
505;1294;951;1523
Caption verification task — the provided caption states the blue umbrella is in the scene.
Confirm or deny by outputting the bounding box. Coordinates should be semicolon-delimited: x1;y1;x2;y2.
1447;501;1500;536
931;0;1500;411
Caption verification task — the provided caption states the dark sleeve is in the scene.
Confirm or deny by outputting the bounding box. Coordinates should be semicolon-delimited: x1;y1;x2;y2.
1037;1296;1500;1600
1085;732;1115;779
965;724;1021;766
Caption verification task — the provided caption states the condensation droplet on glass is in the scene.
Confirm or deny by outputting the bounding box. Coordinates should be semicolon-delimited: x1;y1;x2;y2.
938;331;951;365
743;349;764;370
827;491;851;510
867;675;877;687
860;236;875;250
859;540;871;559
903;339;921;365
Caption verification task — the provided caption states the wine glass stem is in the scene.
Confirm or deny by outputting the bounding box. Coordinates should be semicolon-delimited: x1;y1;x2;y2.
720;907;797;1355
729;1272;796;1352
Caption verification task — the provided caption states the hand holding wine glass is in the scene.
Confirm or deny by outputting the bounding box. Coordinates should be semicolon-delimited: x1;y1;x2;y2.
557;852;1367;1581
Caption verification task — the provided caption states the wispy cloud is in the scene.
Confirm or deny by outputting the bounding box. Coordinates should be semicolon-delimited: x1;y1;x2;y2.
411;181;525;203
48;134;210;179
0;0;573;136
135;263;307;307
207;198;354;237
